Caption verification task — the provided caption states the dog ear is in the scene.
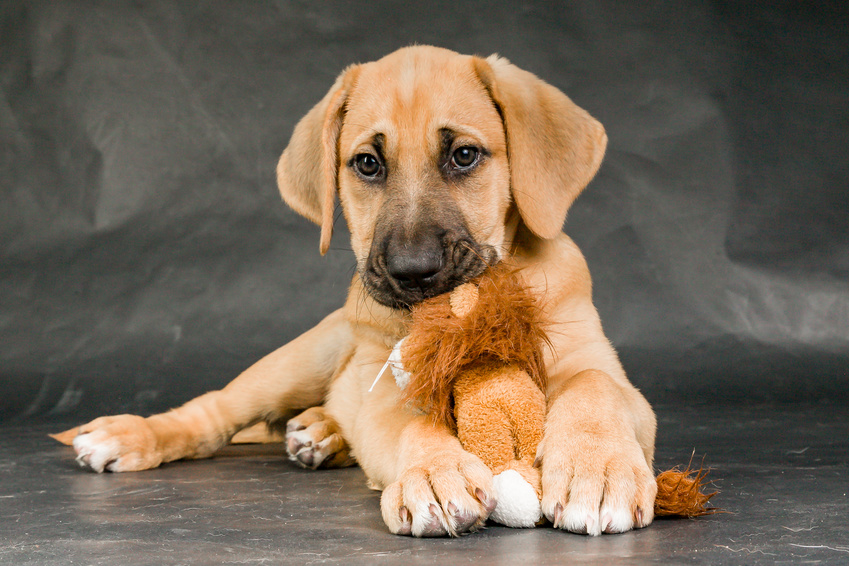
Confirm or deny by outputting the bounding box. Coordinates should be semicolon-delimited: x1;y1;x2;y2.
474;55;607;239
277;65;360;255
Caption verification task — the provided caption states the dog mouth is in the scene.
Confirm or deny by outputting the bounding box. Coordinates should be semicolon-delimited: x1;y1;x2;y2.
360;235;499;310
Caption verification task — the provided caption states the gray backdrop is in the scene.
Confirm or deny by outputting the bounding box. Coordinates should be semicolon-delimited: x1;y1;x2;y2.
2;0;847;423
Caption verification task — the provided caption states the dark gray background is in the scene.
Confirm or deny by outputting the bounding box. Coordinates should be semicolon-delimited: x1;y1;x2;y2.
2;0;847;424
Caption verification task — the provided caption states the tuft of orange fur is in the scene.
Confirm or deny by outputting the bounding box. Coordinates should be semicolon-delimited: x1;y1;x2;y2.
401;263;548;430
654;465;718;517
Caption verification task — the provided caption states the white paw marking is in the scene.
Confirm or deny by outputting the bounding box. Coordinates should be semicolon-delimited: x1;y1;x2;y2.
73;433;121;473
562;504;601;536
599;505;634;534
286;427;340;468
285;429;314;450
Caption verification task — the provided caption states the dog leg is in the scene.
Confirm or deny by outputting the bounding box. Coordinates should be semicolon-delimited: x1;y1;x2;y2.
539;369;658;536
285;406;355;469
63;309;354;472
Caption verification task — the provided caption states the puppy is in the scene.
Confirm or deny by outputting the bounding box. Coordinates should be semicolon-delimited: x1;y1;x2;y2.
57;46;657;537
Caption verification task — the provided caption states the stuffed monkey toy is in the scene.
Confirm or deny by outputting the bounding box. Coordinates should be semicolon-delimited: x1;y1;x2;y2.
384;263;715;529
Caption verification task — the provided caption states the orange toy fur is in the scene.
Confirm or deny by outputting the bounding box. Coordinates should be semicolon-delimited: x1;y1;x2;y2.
453;363;546;496
654;465;718;518
401;263;717;522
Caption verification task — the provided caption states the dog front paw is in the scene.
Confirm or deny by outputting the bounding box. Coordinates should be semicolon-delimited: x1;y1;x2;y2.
380;452;496;537
539;433;657;536
68;415;162;473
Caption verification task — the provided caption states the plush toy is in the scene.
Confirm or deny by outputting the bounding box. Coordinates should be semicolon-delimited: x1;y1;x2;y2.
379;263;716;528
397;263;548;527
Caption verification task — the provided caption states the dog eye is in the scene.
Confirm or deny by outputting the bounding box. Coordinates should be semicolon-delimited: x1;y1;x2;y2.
354;154;382;177
451;146;478;169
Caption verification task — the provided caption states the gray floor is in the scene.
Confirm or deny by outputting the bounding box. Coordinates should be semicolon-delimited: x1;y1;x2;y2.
2;404;847;565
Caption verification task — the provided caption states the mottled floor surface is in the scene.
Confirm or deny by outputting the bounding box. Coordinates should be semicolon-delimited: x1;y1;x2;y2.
1;404;847;565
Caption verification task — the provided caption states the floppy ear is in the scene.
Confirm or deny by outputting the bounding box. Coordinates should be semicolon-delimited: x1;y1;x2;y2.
276;65;360;255
474;55;607;239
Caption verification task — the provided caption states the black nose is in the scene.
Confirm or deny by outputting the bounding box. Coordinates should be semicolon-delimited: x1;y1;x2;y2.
386;250;444;292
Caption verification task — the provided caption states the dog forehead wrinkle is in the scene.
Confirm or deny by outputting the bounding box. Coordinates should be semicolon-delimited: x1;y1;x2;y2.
350;59;501;162
386;61;461;128
347;121;394;156
439;123;486;142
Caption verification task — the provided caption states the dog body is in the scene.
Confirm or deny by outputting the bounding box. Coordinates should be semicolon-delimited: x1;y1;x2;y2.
65;47;657;537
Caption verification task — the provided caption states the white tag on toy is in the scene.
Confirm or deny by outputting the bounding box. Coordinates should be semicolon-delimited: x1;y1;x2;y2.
368;338;410;392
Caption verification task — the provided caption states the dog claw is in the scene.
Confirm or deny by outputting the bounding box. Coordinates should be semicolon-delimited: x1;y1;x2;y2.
475;487;497;515
553;502;564;527
398;507;412;536
447;501;480;532
419;503;448;537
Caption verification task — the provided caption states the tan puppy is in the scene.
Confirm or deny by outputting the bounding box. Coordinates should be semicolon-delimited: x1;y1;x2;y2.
57;46;657;537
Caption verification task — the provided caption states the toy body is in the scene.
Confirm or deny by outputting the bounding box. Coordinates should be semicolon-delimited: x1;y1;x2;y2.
454;363;545;527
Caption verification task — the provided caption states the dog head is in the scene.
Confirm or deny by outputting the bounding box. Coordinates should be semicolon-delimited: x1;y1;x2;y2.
277;46;606;309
